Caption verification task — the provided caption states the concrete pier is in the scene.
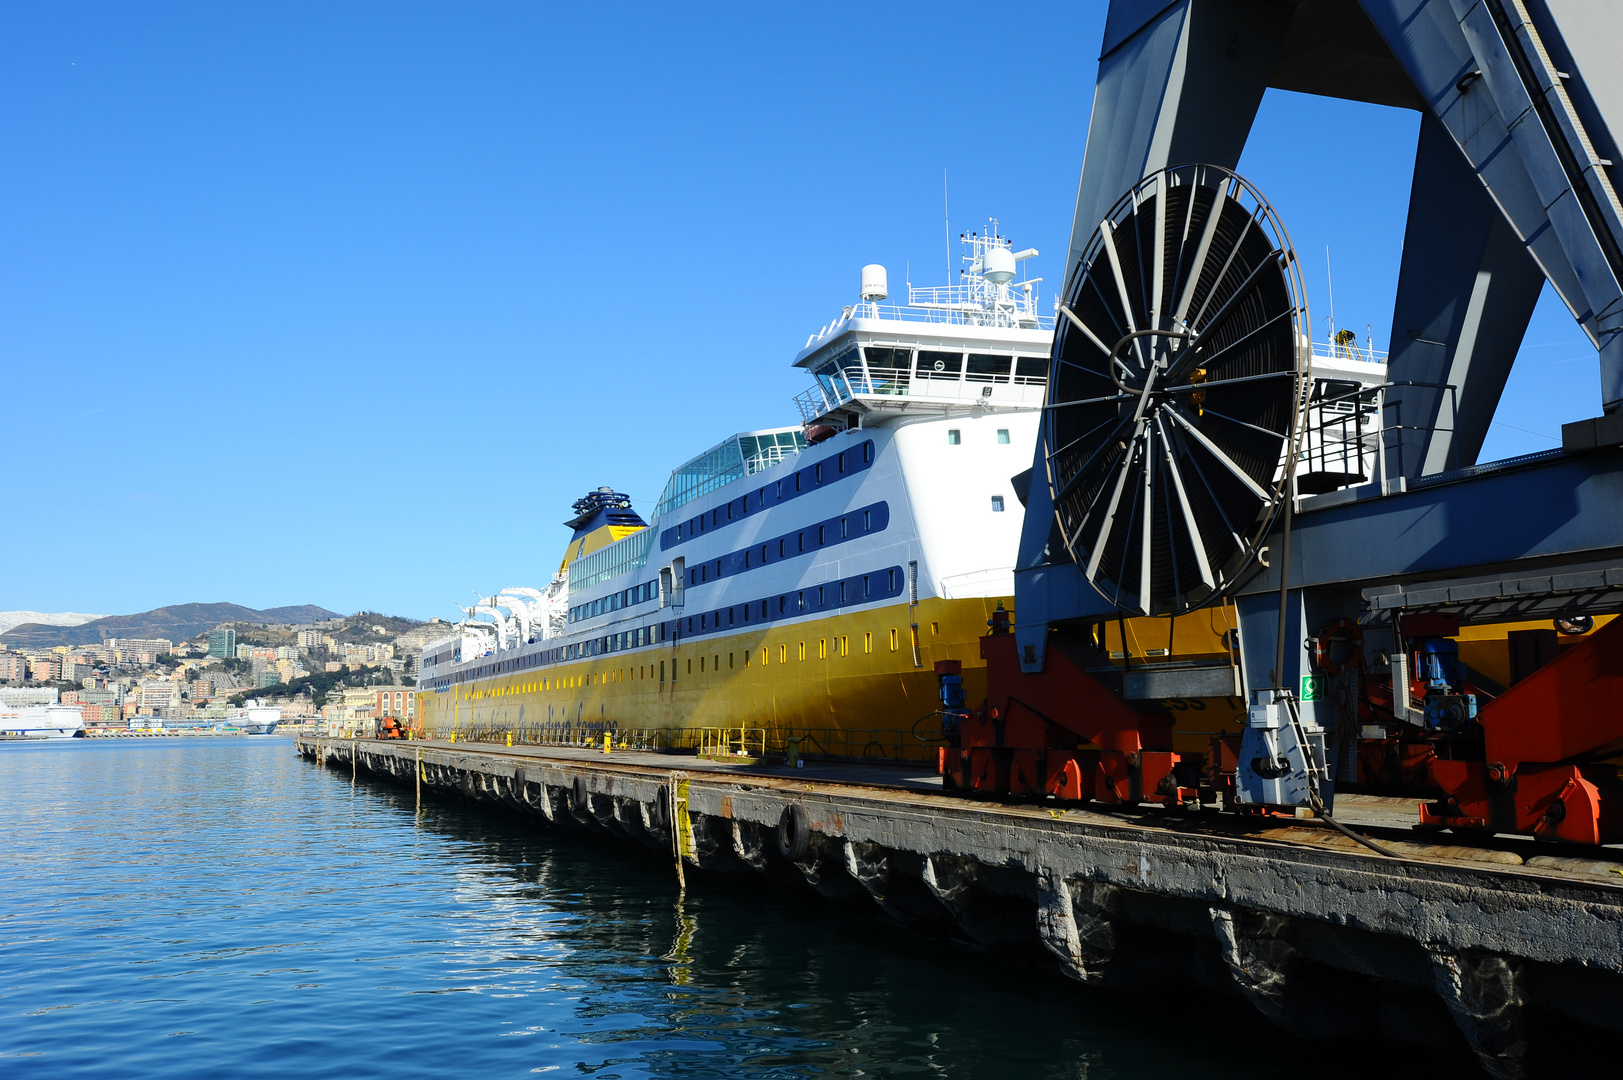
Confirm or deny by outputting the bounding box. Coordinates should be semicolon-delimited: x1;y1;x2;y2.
298;735;1623;1078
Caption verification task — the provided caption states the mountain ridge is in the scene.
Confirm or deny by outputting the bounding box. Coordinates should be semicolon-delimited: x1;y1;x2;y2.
0;611;109;636
0;602;342;649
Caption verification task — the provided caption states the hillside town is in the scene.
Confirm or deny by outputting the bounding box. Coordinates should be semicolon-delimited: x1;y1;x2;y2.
0;613;448;736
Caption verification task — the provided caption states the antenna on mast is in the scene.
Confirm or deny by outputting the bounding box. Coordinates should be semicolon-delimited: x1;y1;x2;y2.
1325;246;1336;342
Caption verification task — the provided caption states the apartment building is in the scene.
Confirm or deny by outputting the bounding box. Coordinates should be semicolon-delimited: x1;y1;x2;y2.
207;627;235;659
373;686;416;721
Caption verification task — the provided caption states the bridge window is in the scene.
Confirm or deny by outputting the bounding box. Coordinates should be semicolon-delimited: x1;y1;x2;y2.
1015;356;1049;383
917;350;963;380
966;353;1012;382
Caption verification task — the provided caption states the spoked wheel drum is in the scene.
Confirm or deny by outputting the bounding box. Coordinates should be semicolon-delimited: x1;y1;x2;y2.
1046;164;1310;616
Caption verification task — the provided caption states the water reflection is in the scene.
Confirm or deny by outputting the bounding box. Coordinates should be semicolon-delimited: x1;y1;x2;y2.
1;740;1395;1080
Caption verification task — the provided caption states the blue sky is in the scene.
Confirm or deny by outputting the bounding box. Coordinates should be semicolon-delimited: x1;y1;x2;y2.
0;3;1603;621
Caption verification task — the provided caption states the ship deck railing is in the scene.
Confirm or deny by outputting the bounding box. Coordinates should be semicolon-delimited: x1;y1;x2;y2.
802;300;1054;350
427;721;945;765
794;366;1048;423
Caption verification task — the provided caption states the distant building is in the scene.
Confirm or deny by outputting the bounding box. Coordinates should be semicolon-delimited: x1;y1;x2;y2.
80;687;121;705
28;655;61;681
276;697;316;719
81;703;123;729
339;687;377;709
0;653;26;681
255;669;280;689
138;680;177;711
297;629;323;650
207;628;236;659
373;687;416;723
61;656;94;682
0;687;59;706
110;638;173;656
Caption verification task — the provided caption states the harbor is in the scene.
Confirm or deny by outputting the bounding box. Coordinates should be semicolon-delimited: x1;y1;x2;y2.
11;1;1623;1076
298;731;1623;1077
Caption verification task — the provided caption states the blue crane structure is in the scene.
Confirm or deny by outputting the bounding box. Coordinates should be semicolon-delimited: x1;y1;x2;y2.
1006;0;1623;825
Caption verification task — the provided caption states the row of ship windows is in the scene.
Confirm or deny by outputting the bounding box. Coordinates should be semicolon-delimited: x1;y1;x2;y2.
569;578;659;625
425;564;906;691
855;347;1048;383
568;501;886;624
662;440;876;550
686;503;887;587
443;621;954;698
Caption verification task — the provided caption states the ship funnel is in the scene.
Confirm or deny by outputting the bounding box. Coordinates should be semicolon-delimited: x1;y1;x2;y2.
860;264;888;301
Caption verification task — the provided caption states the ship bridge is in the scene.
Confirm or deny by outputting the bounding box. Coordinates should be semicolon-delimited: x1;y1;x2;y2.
793;224;1056;429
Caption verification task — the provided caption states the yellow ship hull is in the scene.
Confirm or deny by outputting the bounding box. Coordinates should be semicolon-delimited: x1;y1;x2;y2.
420;595;1250;762
420;596;1006;747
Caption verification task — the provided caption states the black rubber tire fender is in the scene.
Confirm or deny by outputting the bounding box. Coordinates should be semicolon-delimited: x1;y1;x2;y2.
777;803;811;862
573;775;590;812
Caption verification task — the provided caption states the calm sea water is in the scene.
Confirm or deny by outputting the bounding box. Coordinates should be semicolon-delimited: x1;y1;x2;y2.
2;739;1382;1079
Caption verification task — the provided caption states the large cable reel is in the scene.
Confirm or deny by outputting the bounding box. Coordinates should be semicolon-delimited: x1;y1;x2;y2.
1046;164;1310;617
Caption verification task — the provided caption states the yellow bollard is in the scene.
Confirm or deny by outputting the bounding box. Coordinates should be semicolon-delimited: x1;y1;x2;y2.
602;732;612;755
506;731;512;747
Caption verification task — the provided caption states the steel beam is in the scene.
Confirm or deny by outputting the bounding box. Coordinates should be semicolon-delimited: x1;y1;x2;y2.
1385;111;1546;478
1238;447;1623;596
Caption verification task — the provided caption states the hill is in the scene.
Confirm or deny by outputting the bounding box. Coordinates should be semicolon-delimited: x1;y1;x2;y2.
0;602;342;649
0;610;108;636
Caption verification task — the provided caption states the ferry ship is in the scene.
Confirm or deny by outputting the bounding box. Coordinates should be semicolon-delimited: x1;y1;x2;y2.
0;703;86;739
417;222;1393;752
229;701;282;735
419;225;1063;743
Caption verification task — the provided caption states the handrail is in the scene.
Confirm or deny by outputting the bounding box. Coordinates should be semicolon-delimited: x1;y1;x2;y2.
421;723;938;764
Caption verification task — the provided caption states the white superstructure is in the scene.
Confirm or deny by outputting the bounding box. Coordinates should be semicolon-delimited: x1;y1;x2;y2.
1;703;86;739
230;701;282;735
416;222;1056;733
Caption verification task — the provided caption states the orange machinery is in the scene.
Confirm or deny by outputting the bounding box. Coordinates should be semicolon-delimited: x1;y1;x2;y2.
939;607;1623;845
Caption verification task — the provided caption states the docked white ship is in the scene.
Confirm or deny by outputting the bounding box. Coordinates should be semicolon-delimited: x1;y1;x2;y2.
419;224;1055;737
0;703;86;739
415;219;1389;743
231;701;282;735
